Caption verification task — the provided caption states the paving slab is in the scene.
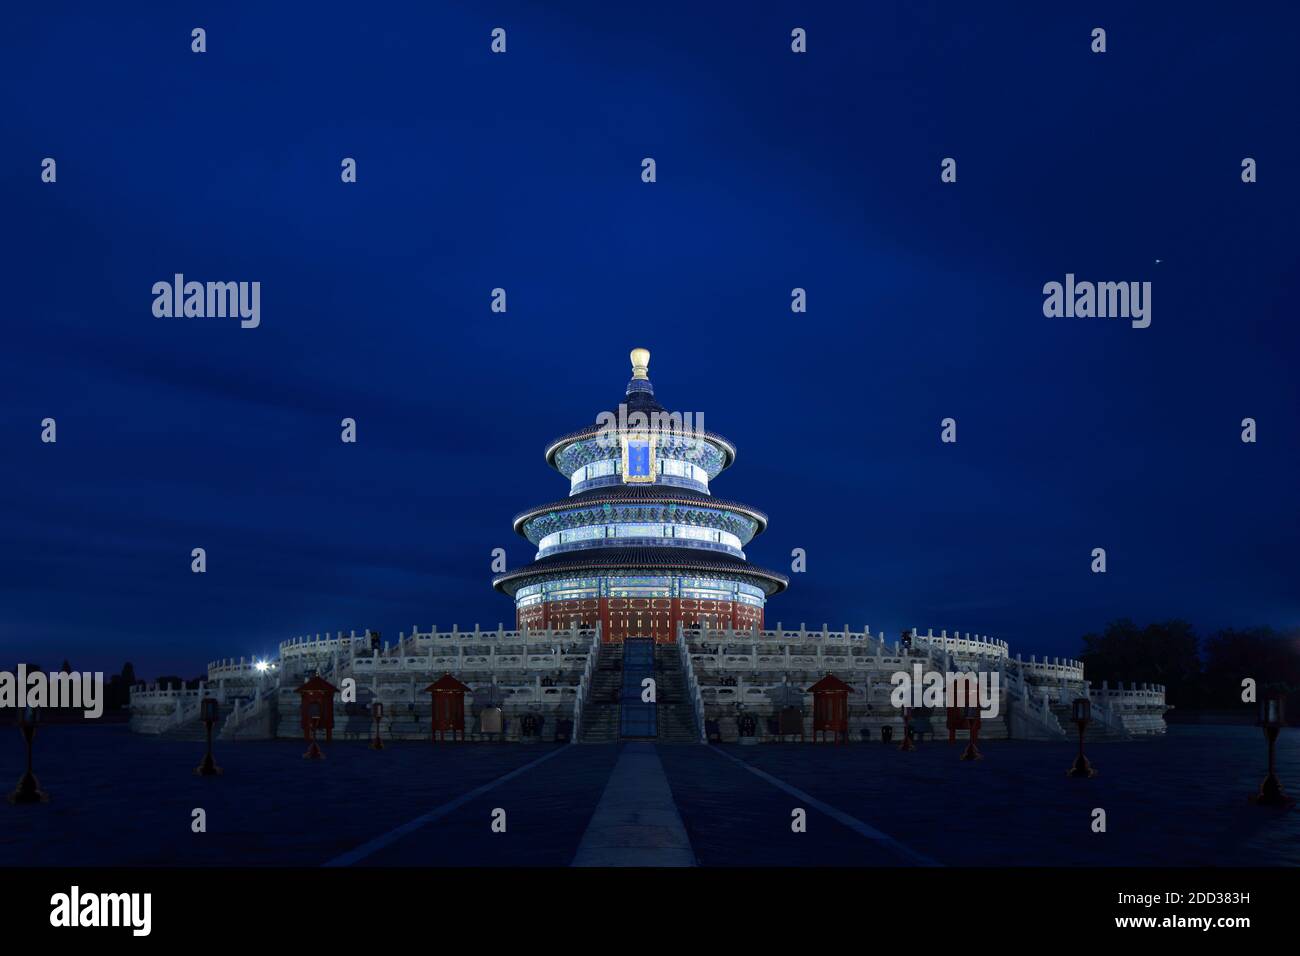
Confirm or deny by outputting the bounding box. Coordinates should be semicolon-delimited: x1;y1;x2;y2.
355;742;620;866
1;724;1296;867
658;743;910;866
572;743;694;866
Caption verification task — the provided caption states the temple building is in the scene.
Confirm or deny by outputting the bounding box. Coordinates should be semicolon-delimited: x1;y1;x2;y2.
129;347;1170;744
494;349;787;641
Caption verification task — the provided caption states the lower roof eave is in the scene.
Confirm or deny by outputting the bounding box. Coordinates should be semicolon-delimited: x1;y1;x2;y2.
492;562;788;598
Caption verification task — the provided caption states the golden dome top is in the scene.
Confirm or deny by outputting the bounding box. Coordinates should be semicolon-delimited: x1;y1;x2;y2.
629;348;650;380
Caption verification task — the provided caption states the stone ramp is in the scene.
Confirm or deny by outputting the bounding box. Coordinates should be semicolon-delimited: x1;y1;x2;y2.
571;742;695;866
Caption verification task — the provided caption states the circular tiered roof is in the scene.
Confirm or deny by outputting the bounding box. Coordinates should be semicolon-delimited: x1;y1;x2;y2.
542;353;737;474
544;423;737;474
495;347;787;603
512;485;770;538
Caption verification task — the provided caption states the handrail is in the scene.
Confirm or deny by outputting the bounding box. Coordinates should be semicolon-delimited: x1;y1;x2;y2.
220;680;277;739
677;624;707;743
169;694;202;730
570;622;602;743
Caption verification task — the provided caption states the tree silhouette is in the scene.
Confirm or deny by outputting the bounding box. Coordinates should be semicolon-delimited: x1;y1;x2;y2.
1079;620;1300;718
1079;619;1205;707
1204;626;1300;722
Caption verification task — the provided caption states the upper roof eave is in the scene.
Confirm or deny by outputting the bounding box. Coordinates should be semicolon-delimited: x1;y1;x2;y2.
543;426;737;472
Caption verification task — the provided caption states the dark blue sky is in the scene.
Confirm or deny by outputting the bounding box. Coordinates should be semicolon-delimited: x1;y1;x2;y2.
3;2;1297;676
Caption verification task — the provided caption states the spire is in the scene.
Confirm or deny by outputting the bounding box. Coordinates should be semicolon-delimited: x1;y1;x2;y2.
630;348;650;379
626;347;654;397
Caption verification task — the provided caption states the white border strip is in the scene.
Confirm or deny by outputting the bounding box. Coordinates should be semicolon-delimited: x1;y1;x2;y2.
323;746;568;867
710;747;941;866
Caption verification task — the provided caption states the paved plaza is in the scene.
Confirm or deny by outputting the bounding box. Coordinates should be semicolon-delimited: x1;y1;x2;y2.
2;724;1296;867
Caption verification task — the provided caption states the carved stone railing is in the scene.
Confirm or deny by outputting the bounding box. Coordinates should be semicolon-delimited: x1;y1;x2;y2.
570;622;602;741
677;623;707;743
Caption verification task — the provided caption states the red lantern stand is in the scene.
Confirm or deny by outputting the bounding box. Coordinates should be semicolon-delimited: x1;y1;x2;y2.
946;705;968;744
424;673;471;743
806;674;853;745
294;675;339;743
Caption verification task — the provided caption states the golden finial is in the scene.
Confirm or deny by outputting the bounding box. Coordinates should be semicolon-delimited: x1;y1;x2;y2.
630;348;650;380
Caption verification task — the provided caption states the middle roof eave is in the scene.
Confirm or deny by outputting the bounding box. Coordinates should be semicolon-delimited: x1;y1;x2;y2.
511;485;769;537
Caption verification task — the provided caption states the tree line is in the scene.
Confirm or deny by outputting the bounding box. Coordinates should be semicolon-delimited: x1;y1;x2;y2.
1079;619;1300;721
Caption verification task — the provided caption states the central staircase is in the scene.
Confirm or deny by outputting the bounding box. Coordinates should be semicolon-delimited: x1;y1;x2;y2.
576;641;701;743
654;645;702;742
579;643;624;742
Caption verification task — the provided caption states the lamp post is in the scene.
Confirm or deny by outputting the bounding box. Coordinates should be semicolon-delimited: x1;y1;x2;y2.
898;705;916;752
1251;691;1293;808
370;700;385;751
1066;697;1097;778
9;706;48;804
960;705;983;761
303;701;324;760
194;697;222;776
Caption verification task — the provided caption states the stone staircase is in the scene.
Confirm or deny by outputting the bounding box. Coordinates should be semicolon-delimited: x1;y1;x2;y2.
157;715;211;742
579;643;624;742
1051;703;1131;741
654;645;701;743
576;642;701;743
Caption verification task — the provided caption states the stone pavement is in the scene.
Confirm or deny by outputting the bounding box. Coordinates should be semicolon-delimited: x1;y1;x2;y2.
1;723;1296;867
354;742;619;866
694;726;1300;866
571;742;694;866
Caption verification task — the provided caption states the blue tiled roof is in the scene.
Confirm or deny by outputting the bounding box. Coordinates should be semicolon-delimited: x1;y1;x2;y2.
512;485;769;536
492;546;789;596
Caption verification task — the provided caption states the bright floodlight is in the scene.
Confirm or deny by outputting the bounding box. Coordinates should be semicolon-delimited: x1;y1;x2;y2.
255;660;269;673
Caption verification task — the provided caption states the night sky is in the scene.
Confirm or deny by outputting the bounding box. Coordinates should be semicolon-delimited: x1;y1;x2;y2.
3;2;1297;677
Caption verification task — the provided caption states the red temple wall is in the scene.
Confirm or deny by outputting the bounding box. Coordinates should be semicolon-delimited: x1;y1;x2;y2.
516;597;764;643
